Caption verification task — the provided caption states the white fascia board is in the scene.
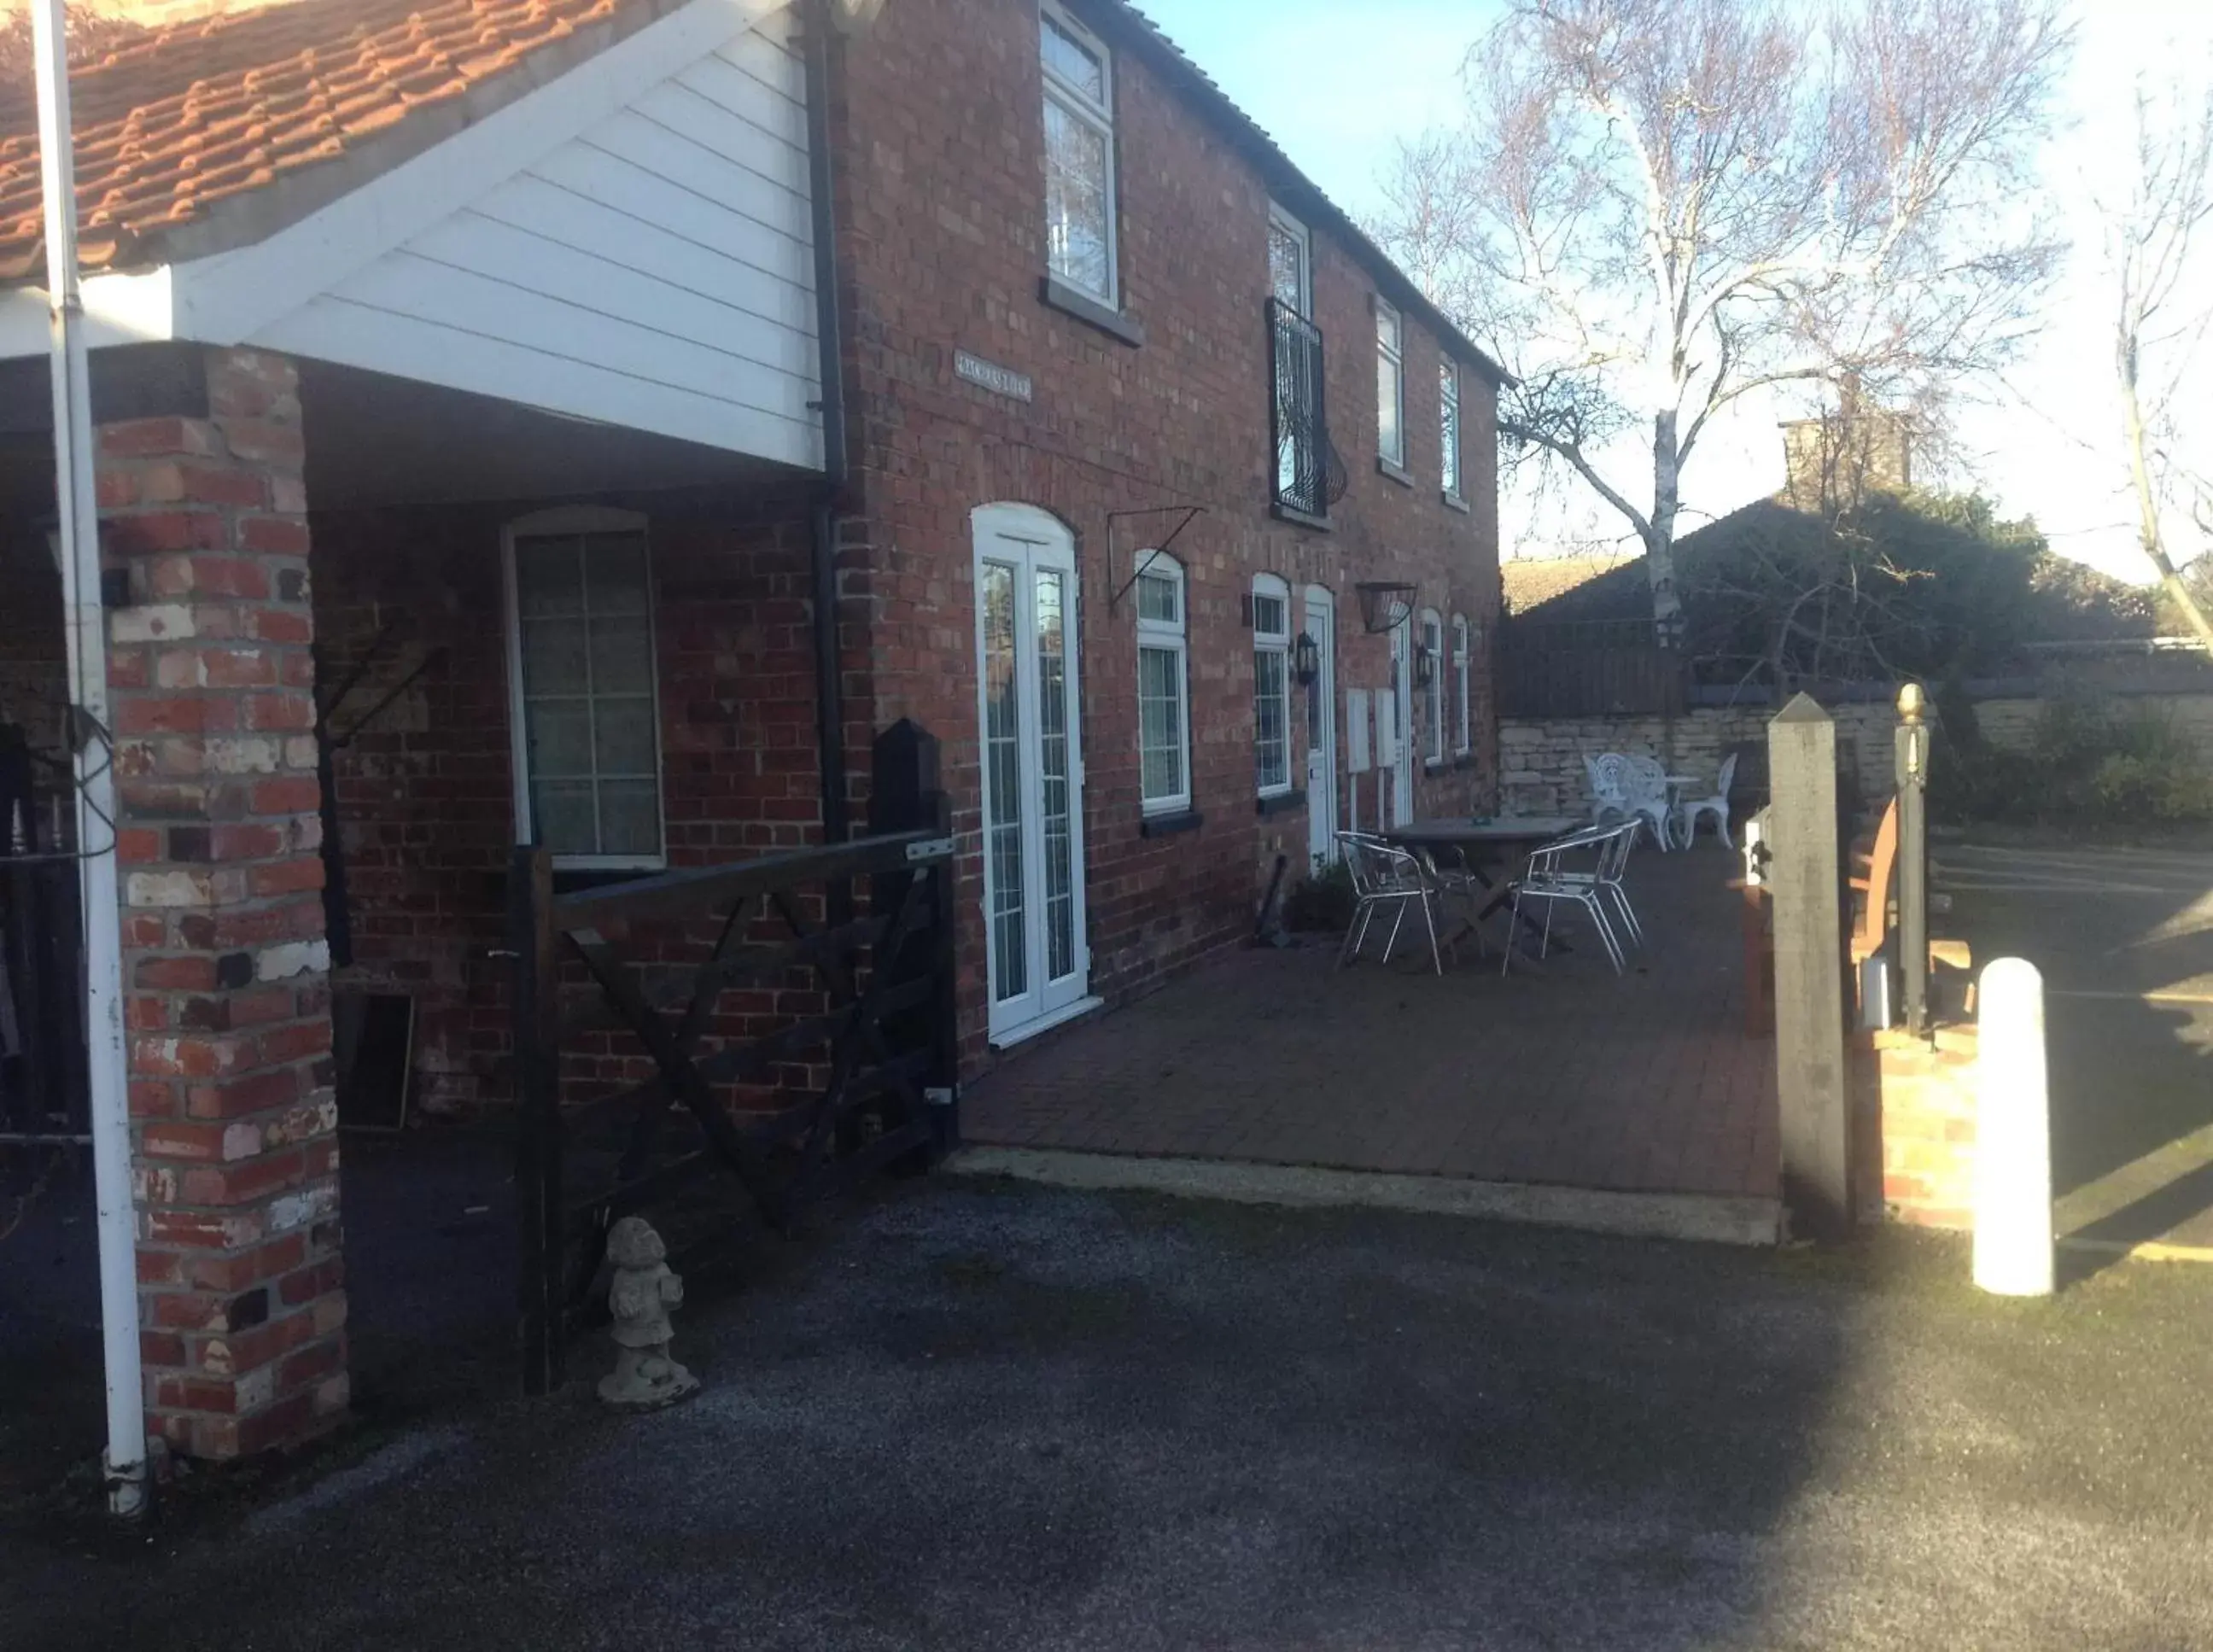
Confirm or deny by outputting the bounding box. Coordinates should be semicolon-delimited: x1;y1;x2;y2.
0;266;175;359
172;0;791;347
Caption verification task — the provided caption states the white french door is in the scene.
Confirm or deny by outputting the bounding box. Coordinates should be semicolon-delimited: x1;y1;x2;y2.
1389;621;1415;826
972;505;1090;1043
1304;587;1337;867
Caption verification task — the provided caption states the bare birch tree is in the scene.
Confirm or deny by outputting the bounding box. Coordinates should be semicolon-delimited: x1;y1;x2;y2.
2106;69;2213;653
1378;0;2070;641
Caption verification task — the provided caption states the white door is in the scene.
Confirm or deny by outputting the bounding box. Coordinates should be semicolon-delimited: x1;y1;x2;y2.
972;505;1089;1043
1304;587;1337;867
1389;621;1415;826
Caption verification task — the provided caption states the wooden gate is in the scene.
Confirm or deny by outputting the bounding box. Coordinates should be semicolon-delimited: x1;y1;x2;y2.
507;721;959;1393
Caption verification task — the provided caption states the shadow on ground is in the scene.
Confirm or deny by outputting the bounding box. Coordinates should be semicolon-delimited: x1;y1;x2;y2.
6;1177;2210;1651
0;1125;522;1535
1943;844;2213;1249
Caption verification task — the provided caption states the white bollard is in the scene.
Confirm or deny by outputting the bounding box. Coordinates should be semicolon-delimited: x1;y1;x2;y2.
1973;958;2053;1297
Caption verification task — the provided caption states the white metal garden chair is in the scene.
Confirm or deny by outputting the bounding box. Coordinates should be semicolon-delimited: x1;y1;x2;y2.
1335;831;1444;975
1678;752;1738;848
1499;822;1629;976
1586;751;1673;851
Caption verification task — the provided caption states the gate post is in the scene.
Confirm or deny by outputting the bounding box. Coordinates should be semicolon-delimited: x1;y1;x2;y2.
509;844;563;1395
1894;682;1931;1037
1767;695;1854;1240
869;721;959;1159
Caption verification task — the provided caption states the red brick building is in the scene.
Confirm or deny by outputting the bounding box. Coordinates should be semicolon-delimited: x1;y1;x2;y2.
0;0;1500;1456
831;0;1504;1052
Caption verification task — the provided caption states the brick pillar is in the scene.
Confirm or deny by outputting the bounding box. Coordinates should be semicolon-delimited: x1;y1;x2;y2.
101;347;347;1460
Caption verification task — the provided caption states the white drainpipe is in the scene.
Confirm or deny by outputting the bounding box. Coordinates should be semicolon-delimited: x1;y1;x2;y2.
31;0;149;1520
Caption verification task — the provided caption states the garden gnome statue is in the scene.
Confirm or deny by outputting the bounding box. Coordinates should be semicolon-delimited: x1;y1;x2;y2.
599;1217;700;1410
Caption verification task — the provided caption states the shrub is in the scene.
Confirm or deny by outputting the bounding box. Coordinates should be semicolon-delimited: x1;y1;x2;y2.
1932;692;2213;826
1282;862;1357;932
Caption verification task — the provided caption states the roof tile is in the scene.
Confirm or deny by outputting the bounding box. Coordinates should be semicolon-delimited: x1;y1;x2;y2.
0;0;660;280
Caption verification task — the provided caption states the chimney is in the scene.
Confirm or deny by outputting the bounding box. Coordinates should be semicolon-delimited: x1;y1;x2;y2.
1779;380;1913;511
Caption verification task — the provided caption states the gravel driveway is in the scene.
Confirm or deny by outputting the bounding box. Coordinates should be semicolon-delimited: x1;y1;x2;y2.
7;1177;2212;1651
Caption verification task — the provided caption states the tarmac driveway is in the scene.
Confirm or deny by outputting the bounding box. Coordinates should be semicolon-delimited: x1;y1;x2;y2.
5;1179;2212;1651
1939;842;2213;1247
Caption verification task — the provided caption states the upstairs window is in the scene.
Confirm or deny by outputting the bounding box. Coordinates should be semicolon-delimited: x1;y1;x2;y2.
1376;300;1405;469
1136;555;1189;814
1042;3;1117;305
505;508;664;869
1268;205;1311;317
1252;575;1293;797
1452;615;1472;756
1440;361;1463;499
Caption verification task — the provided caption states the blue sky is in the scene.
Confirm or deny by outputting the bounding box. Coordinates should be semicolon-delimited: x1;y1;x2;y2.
1138;0;2213;581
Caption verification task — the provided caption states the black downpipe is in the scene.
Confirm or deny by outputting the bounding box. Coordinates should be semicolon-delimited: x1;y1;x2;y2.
803;3;850;857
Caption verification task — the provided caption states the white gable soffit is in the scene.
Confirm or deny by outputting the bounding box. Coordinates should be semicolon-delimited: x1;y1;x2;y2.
0;0;816;469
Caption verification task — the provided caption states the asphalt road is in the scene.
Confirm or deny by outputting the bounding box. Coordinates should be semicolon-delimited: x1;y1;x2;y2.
6;1179;2212;1651
1941;842;2213;1245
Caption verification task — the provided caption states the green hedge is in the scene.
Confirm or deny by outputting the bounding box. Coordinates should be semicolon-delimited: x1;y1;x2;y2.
1932;687;2213;826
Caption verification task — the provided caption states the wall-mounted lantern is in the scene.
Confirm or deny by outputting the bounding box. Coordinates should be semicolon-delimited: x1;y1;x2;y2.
1293;630;1320;686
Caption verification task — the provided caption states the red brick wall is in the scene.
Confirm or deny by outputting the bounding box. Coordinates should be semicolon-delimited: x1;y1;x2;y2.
101;347;347;1459
1856;1025;1978;1229
309;489;824;1111
826;0;1503;1064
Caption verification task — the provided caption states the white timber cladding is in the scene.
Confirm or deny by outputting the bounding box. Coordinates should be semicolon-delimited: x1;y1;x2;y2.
247;3;820;469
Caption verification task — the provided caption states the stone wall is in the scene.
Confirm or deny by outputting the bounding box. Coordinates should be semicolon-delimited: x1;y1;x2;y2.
1501;691;2213;820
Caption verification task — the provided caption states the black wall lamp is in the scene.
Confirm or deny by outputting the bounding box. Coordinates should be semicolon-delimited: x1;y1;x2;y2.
1413;643;1437;690
1293;630;1320;686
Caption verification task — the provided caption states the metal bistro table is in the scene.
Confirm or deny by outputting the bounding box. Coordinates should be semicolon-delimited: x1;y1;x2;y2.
1386;815;1585;959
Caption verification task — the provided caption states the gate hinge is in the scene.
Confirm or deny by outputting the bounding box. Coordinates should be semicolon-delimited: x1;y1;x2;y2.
906;837;955;862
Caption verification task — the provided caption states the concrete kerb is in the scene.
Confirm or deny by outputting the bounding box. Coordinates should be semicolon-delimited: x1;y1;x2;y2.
948;1147;1785;1247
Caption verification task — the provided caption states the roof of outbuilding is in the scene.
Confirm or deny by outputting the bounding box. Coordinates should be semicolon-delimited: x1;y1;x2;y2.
0;0;685;281
1500;552;1643;617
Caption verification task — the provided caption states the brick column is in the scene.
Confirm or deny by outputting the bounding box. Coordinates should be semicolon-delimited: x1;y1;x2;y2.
102;347;347;1460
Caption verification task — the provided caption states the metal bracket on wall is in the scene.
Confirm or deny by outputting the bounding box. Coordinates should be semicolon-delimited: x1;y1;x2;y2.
1105;505;1206;611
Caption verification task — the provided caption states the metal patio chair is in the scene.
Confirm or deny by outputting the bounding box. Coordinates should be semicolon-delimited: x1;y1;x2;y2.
1679;752;1739;848
1500;822;1627;977
1544;816;1646;952
1336;830;1444;975
1587;751;1673;850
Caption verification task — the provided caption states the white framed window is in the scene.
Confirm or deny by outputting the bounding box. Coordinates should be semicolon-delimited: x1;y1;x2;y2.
1251;573;1293;797
1041;1;1118;306
1440;360;1463;499
502;506;664;870
1420;608;1445;767
1267;203;1311;317
1376;298;1405;468
1451;615;1472;756
1135;552;1189;814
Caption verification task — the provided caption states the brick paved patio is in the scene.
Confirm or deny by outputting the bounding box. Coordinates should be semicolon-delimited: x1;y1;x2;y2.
966;847;1779;1201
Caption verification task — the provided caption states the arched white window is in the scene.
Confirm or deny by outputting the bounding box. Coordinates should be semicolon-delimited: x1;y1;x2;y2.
1251;573;1293;797
1451;615;1472;756
1419;607;1445;766
1135;552;1189;814
502;506;663;869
